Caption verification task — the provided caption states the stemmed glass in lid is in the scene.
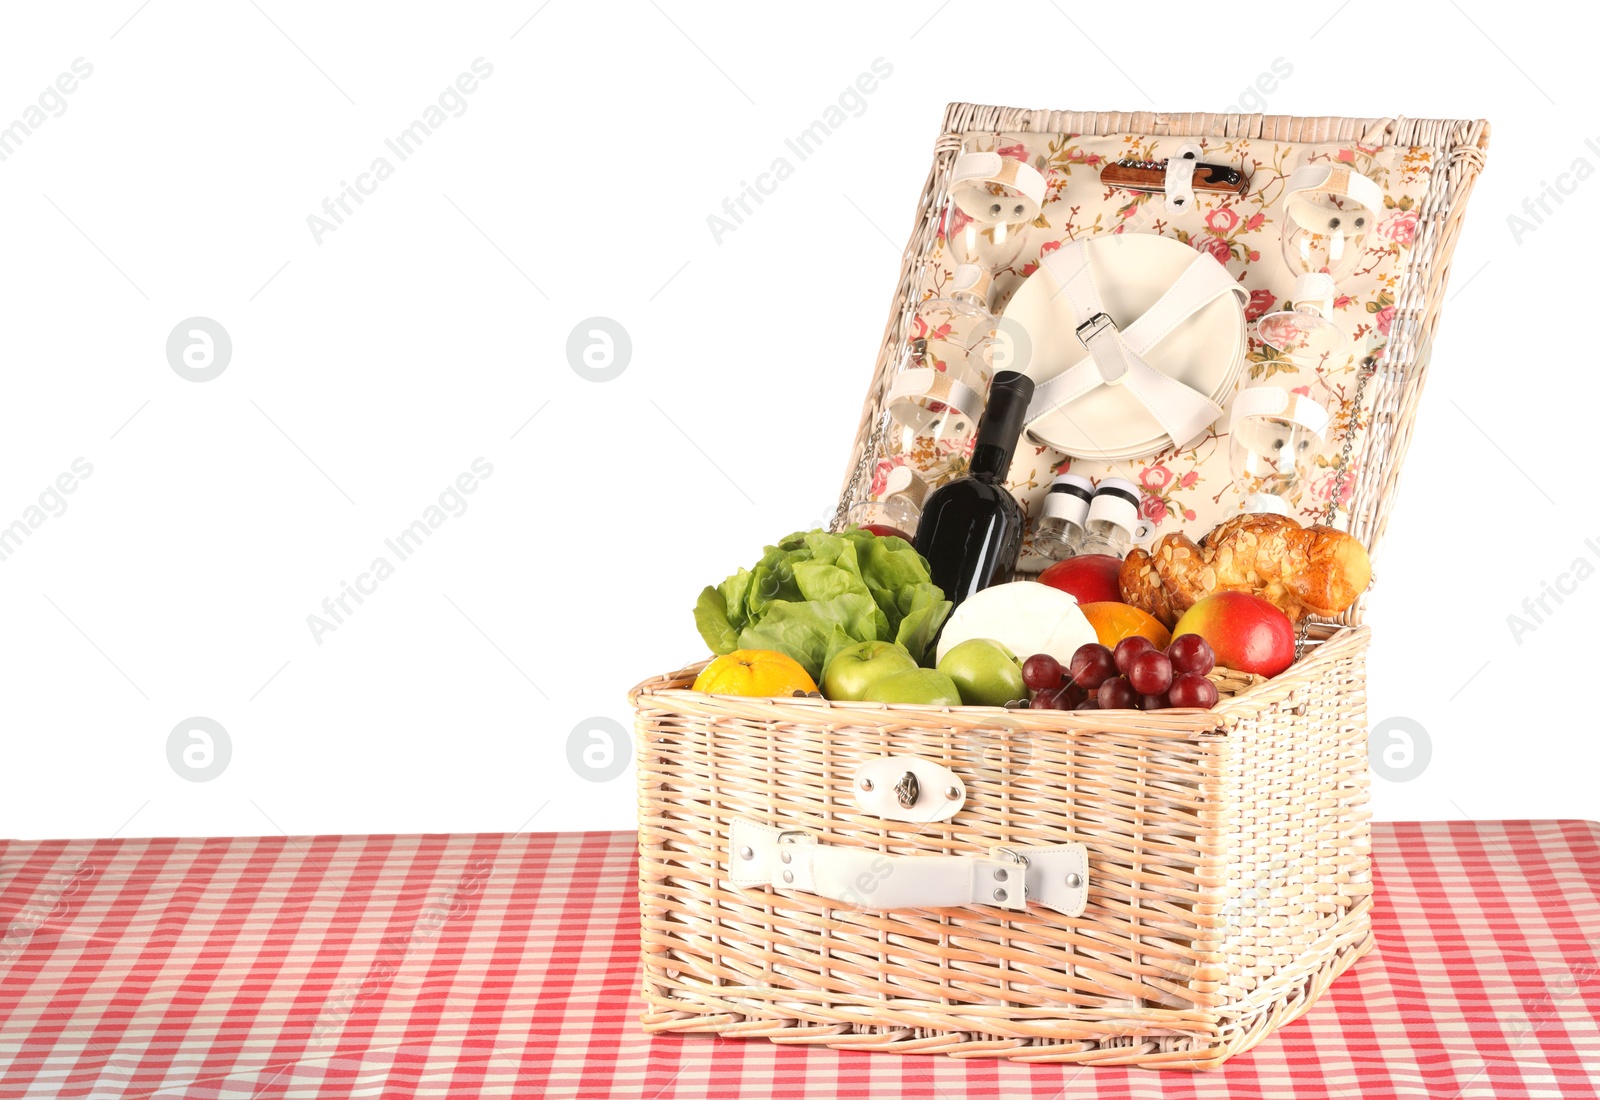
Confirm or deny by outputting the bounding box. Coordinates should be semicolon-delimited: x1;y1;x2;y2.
1256;162;1384;361
941;149;1047;281
882;264;999;477
1227;361;1332;517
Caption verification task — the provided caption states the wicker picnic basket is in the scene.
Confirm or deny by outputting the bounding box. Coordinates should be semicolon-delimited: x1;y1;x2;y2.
630;105;1489;1069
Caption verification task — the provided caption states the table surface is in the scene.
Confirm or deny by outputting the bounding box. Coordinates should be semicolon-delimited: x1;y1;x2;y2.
1;821;1597;1099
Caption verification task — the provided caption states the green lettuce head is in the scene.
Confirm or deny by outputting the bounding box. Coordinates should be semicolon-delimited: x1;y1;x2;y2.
693;529;952;679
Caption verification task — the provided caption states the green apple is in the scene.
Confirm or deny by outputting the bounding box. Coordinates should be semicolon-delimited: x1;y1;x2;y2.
822;640;919;702
861;668;963;707
937;638;1026;708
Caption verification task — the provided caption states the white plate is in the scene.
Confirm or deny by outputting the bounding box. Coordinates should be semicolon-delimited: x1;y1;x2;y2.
997;233;1246;460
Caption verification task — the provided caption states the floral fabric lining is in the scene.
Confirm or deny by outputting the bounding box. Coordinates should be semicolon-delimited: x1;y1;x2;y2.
871;130;1431;569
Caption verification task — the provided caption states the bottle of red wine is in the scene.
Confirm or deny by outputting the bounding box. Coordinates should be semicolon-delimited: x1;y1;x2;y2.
914;370;1035;608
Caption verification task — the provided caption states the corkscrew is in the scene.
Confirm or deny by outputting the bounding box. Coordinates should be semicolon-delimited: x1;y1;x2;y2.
1100;155;1249;198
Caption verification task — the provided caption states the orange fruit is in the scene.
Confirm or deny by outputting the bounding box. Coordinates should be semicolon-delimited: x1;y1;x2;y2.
692;649;817;697
1079;602;1172;651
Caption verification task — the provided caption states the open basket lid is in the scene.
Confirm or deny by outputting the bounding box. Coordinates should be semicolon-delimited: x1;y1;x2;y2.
997;234;1247;462
835;107;1491;629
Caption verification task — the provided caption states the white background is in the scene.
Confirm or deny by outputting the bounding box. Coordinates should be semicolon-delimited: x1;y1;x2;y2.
0;1;1591;839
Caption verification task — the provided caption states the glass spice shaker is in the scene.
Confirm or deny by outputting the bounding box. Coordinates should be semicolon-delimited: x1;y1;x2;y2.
1032;473;1094;562
1078;477;1146;559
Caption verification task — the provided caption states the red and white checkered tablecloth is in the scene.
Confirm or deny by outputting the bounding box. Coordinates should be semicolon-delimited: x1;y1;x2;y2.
1;821;1597;1099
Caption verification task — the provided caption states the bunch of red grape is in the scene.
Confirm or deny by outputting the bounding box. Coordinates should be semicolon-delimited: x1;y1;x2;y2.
1022;635;1220;711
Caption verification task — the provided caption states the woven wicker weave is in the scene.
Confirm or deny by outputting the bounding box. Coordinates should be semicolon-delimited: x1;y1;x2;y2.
631;105;1488;1069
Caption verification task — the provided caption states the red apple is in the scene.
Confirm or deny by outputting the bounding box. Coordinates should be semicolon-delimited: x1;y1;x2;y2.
1038;554;1123;605
1171;592;1295;678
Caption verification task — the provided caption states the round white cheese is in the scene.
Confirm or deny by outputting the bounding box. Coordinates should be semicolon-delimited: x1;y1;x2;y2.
936;581;1098;666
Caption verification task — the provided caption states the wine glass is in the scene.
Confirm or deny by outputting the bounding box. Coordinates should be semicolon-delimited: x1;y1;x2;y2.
847;465;927;542
1257;163;1383;361
941;148;1046;280
883;265;998;477
1227;366;1331;517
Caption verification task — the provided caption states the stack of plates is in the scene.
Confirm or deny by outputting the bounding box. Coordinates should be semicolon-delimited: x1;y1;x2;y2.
996;233;1247;463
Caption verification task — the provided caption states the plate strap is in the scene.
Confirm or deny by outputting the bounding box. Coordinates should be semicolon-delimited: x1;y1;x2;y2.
1022;240;1248;451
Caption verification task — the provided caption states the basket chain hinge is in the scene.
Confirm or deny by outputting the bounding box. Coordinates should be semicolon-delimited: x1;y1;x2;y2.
1324;356;1377;530
1299;356;1377;661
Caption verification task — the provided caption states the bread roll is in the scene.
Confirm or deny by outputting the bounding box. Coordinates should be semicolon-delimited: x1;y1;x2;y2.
1120;513;1372;626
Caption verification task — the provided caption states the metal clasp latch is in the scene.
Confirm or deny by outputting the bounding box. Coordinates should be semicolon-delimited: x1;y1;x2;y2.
893;771;920;809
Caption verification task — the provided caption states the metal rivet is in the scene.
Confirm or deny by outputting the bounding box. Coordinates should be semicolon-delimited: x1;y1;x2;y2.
859;778;874;792
738;846;753;860
782;870;794;884
780;850;792;865
1066;873;1083;888
994;888;1008;902
994;868;1008;882
945;786;960;800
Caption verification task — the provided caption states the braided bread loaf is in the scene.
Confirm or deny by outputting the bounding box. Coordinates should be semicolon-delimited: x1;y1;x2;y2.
1119;513;1372;627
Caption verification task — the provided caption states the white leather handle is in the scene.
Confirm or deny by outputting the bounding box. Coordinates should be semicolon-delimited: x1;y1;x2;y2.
728;818;1088;917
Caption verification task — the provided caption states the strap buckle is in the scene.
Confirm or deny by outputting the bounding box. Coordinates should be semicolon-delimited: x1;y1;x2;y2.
1075;311;1117;347
1075;312;1128;385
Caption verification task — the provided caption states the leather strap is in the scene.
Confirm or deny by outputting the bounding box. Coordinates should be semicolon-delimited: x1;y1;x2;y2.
1163;143;1203;214
1229;384;1330;440
948;263;993;305
727;817;1089;918
1283;163;1384;224
1023;240;1247;450
886;368;985;430
1294;271;1339;319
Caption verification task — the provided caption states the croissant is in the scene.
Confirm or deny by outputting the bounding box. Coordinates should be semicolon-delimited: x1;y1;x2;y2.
1119;513;1372;626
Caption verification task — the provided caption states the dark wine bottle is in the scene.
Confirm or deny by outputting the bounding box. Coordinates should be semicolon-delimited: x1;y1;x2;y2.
914;370;1035;608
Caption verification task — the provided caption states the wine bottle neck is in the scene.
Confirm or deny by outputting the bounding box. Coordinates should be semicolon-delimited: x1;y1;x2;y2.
966;371;1034;482
968;444;1012;479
